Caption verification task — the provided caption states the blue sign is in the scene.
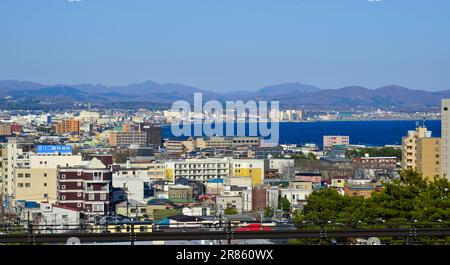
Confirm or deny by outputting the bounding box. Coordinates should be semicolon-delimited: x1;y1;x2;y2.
4;195;9;209
36;145;72;154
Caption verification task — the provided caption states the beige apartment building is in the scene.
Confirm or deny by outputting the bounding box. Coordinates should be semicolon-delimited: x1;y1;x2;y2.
442;99;450;179
53;118;80;134
416;138;442;179
401;126;430;170
109;131;147;147
6;150;82;205
14;168;58;202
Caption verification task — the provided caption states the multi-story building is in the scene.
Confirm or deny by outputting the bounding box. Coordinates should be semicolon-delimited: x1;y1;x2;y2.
401;125;441;179
1;138;30;203
231;159;265;186
252;187;267;212
401;126;431;170
352;156;397;170
165;158;231;182
417;138;442;179
196;136;260;149
323;136;350;149
0;122;12;136
53;118;80;134
168;184;193;203
56;158;112;217
164;139;196;156
268;159;294;177
442;99;450;179
12;151;82;204
137;123;163;147
109;131;147;147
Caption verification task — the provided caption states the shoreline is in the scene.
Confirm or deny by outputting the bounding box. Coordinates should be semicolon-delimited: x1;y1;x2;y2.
159;118;441;126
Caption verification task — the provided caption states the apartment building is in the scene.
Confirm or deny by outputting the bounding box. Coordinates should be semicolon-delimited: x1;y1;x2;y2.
56;158;112;216
442;99;450;179
401;126;431;170
401;125;441;179
137;123;163;147
231;159;265;186
0;122;12;136
1;138;30;201
165;158;230;182
109;131;147;147
323;135;350;149
196;136;261;149
12;152;82;204
417;138;442;179
53;118;80;134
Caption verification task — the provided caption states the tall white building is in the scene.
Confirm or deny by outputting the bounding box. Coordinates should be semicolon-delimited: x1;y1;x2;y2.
442;99;450;179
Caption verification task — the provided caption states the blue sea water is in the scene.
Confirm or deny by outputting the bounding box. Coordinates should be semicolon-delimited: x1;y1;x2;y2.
162;120;441;148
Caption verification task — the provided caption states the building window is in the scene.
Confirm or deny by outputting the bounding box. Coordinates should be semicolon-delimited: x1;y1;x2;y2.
77;203;82;207
25;173;31;178
18;173;23;178
18;183;24;188
25;183;31;188
100;194;106;200
62;185;66;189
61;195;66;200
89;194;95;200
77;192;81;197
44;183;47;187
44;173;47;177
77;181;82;187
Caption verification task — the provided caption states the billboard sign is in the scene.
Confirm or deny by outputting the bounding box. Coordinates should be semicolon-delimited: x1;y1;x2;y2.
36;145;72;154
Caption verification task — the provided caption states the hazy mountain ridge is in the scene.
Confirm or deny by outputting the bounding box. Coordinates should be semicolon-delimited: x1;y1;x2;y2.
0;80;449;109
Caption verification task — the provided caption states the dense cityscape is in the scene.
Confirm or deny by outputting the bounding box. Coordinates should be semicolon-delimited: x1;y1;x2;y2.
0;99;448;246
1;1;450;263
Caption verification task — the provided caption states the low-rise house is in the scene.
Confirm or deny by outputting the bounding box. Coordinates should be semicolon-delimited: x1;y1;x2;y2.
168;184;194;204
115;199;148;219
331;176;348;188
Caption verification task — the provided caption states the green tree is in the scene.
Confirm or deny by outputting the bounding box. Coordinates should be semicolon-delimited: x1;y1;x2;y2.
278;197;291;212
224;207;238;215
264;206;275;219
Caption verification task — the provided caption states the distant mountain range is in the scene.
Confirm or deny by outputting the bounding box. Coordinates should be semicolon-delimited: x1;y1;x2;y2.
0;80;449;110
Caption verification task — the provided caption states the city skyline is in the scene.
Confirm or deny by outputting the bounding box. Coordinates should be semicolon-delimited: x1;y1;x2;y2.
1;0;449;92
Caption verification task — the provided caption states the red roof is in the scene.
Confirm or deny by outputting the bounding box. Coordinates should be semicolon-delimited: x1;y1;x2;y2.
235;223;273;232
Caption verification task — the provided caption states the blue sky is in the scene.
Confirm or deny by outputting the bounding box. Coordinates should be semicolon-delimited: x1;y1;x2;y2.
0;0;449;91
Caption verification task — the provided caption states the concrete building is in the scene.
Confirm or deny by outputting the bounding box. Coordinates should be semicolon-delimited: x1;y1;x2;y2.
53;119;80;134
168;184;193;203
268;159;294;177
137;123;163;147
109;131;147;147
0;122;12;136
216;195;243;214
112;177;145;202
442;99;450;179
401;125;442;179
115;199;148;219
165;158;230;182
401;126;431;170
1;138;30;202
417;138;442;179
323;136;350;149
56;158;112;217
252;187;267;212
231;159;265;186
196;136;261;149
